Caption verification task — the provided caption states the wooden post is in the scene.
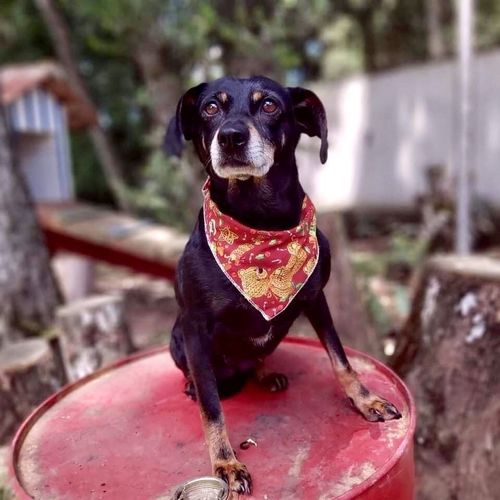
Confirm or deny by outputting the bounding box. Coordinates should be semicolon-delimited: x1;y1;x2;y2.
455;0;475;254
56;294;135;381
393;255;500;499
318;212;382;357
0;338;64;444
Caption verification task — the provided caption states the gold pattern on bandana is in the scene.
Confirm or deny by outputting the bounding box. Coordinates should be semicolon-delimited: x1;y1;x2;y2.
229;244;253;265
218;226;238;244
238;241;309;300
203;180;319;320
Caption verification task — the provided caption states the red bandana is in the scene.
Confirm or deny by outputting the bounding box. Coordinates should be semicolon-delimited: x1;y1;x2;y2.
203;181;319;320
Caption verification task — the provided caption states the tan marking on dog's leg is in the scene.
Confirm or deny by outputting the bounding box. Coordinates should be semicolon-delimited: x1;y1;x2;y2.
204;416;233;463
327;348;401;422
305;293;401;423
202;415;253;494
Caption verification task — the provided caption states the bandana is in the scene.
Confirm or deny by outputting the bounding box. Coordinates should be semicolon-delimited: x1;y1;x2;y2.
203;181;319;320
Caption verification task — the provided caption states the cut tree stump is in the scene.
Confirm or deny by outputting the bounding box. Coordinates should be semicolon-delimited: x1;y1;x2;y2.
56;294;135;381
393;254;500;500
0;338;63;444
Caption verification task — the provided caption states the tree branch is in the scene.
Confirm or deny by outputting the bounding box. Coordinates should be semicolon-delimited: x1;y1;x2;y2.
33;0;132;211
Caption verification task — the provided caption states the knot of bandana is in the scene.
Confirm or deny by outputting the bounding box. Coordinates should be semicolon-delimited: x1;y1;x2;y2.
203;181;319;320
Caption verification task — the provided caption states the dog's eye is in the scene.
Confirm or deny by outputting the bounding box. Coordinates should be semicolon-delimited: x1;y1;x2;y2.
204;101;220;116
262;99;278;114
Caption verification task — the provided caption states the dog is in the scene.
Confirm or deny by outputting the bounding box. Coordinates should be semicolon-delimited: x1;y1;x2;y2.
164;76;401;496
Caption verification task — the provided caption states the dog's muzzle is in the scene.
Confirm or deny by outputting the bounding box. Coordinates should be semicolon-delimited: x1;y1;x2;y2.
210;122;274;180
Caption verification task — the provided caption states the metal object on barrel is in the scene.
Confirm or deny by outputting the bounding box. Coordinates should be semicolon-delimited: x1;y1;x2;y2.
171;476;229;500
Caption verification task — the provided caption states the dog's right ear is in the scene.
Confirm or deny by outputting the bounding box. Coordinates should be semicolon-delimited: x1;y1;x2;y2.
288;87;328;164
164;83;207;157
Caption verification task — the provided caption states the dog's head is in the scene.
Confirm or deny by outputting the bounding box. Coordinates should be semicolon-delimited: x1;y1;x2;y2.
165;76;328;181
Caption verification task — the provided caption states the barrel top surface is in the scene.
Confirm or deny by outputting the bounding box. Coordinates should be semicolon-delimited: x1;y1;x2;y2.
11;338;415;499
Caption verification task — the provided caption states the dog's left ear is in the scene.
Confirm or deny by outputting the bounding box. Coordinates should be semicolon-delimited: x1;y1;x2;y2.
288;87;328;164
164;83;207;157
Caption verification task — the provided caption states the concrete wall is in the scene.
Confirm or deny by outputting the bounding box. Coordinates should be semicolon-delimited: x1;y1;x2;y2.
297;49;500;211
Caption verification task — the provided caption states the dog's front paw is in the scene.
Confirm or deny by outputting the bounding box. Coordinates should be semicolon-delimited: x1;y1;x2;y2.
214;459;253;495
349;388;402;423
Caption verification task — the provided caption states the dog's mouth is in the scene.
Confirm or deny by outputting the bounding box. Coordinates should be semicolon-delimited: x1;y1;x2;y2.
215;157;261;180
220;157;250;168
214;159;270;181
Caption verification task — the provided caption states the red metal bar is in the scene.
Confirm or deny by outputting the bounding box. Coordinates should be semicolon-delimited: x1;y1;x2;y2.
42;226;177;282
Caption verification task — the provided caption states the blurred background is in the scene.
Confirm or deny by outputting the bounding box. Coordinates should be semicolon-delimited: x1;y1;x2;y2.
1;1;500;498
1;0;499;223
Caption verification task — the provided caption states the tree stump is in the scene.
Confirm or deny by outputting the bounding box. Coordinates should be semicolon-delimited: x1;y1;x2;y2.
56;294;135;381
393;255;500;500
0;338;63;444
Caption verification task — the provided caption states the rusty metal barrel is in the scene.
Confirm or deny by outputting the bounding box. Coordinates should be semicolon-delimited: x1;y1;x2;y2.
9;338;415;499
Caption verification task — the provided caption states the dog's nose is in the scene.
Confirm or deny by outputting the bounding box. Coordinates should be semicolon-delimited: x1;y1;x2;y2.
218;124;249;151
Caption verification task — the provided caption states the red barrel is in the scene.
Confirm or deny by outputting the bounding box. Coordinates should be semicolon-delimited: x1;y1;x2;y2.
9;338;415;499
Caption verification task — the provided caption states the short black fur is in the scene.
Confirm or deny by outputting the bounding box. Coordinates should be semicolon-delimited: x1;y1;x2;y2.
164;76;400;495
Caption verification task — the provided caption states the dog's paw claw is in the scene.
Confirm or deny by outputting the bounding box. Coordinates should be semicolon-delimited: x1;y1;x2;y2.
258;372;289;393
350;392;402;423
215;460;253;495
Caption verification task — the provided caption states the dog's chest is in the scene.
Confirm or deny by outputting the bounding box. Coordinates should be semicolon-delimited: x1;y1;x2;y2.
212;303;295;358
250;325;275;347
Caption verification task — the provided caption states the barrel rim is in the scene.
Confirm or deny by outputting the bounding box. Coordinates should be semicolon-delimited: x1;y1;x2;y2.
9;337;416;499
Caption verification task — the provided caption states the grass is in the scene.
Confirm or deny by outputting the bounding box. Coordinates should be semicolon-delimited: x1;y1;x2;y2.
0;487;13;500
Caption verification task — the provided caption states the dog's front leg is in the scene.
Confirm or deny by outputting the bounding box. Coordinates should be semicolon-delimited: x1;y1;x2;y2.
183;317;253;495
305;292;401;422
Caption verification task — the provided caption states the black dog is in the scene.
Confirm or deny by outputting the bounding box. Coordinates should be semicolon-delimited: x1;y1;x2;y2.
165;76;401;495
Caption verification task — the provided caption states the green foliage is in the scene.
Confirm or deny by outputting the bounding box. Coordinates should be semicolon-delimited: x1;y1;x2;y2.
2;0;500;230
477;0;500;48
126;151;196;230
71;134;113;205
0;486;12;500
351;230;423;335
0;0;51;63
321;16;364;79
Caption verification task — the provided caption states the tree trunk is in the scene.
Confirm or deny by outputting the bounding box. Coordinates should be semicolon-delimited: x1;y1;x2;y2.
0;105;61;345
55;294;135;381
425;0;446;59
133;39;182;129
0;338;64;444
33;0;132;212
393;254;500;500
318;212;381;357
358;10;378;72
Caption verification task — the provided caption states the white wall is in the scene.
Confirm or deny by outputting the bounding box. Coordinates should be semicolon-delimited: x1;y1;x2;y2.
297;49;500;211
